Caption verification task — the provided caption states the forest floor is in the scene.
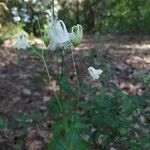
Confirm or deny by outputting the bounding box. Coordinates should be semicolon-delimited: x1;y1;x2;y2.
0;34;150;149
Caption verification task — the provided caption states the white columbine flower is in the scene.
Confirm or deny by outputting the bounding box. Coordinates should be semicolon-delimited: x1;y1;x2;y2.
88;66;103;80
14;32;29;50
48;20;70;50
69;24;83;47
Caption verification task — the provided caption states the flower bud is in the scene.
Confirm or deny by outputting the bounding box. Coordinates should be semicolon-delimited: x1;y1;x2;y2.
69;24;83;47
43;28;50;47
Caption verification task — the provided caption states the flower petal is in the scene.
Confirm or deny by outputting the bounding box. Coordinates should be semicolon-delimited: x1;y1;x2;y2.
88;67;103;80
48;20;70;50
14;32;29;50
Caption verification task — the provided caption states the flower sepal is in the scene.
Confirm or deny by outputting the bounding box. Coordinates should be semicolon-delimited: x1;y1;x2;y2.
88;66;103;80
14;31;30;50
70;24;83;47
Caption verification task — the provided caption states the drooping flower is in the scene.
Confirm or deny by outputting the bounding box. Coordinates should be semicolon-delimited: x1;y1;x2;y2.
14;32;29;50
48;20;70;50
43;25;50;47
88;66;103;80
69;24;83;47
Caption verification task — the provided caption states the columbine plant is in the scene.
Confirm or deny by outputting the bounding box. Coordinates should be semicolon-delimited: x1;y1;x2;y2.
13;18;103;149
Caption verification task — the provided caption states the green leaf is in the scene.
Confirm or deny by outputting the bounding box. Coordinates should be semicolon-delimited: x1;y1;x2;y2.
67;132;88;150
59;76;74;96
99;75;110;83
0;116;5;131
123;99;133;115
63;101;74;111
52;121;66;137
48;139;67;150
118;127;127;135
27;45;47;57
12;111;42;134
47;99;61;114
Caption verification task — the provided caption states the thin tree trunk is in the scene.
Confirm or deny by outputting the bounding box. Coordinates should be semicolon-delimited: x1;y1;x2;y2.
76;0;80;24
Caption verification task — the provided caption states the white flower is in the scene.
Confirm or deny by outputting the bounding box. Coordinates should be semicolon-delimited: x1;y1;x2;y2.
88;66;103;80
110;147;117;150
14;32;29;50
69;24;83;47
48;20;70;50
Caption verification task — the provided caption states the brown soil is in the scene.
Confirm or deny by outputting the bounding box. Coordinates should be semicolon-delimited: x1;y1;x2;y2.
0;34;149;149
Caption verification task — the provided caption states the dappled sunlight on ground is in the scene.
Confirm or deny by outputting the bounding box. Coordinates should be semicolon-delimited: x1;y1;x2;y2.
75;35;97;51
75;34;150;96
0;40;16;67
126;56;150;69
0;34;149;149
32;38;46;48
119;82;143;95
120;43;150;50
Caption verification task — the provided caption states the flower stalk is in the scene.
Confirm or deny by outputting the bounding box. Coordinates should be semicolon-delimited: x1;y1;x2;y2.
71;48;80;110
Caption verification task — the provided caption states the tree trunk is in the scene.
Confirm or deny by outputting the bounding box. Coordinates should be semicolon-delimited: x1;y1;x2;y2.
86;5;95;31
76;0;80;24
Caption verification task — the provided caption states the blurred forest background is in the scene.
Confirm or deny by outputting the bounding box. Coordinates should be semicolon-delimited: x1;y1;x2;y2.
1;0;150;43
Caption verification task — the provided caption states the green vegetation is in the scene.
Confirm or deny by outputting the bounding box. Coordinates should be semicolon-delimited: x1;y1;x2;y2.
0;0;149;149
0;0;150;40
0;116;5;132
46;67;149;149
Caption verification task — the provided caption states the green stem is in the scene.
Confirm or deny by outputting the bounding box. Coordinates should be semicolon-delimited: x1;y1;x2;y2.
42;56;51;82
55;53;60;75
31;46;42;57
37;18;44;44
61;49;64;75
42;55;63;112
71;48;80;110
52;0;55;19
31;46;63;111
76;75;90;101
60;49;64;101
36;18;63;112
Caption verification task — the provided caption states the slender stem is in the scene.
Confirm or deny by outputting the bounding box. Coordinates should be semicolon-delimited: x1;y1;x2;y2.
42;55;63;112
37;18;44;43
52;0;55;19
71;48;80;110
31;45;62;111
30;46;42;57
56;53;60;75
71;48;90;111
79;75;90;90
36;17;63;112
42;56;51;82
59;49;64;102
61;49;64;75
77;75;90;100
